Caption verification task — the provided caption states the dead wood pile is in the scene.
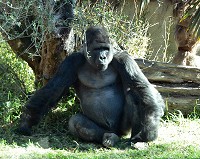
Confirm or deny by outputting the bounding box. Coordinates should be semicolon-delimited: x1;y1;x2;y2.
135;59;200;115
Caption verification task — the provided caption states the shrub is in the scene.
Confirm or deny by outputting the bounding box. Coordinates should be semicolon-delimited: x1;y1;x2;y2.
73;1;150;58
0;41;34;124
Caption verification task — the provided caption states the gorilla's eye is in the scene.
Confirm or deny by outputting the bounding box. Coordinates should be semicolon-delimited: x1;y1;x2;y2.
94;47;109;51
101;47;109;51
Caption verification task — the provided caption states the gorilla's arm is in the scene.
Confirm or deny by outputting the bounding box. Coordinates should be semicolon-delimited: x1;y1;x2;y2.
27;52;85;111
112;51;165;142
18;52;85;135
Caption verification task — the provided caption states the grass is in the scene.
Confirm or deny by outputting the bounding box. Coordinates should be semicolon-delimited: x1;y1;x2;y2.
0;108;200;159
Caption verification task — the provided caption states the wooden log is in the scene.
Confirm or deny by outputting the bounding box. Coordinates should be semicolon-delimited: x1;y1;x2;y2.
135;59;200;115
135;59;200;84
164;97;200;115
156;85;200;96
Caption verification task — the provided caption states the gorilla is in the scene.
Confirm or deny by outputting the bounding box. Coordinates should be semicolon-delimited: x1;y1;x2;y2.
17;26;165;147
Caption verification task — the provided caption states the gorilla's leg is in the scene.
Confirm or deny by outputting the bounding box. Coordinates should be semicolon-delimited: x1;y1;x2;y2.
68;113;119;147
68;114;105;142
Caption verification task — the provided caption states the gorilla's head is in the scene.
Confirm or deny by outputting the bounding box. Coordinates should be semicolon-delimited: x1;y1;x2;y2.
83;26;113;71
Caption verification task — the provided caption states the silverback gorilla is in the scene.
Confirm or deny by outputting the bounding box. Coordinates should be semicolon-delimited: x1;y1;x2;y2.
17;26;165;147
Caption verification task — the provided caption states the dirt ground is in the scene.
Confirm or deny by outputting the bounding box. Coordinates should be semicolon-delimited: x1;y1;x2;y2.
156;119;200;147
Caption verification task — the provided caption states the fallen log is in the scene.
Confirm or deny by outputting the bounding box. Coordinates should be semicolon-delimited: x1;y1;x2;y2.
135;59;200;115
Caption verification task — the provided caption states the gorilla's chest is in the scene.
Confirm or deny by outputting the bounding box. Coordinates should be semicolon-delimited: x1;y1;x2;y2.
77;63;118;89
76;63;124;128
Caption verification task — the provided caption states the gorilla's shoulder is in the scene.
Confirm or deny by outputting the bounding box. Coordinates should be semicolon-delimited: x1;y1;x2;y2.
64;52;85;62
113;51;135;63
59;52;86;70
68;51;85;58
113;51;131;58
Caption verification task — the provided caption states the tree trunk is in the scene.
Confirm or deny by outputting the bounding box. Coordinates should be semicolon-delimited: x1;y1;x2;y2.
135;59;200;115
37;36;67;86
0;0;75;87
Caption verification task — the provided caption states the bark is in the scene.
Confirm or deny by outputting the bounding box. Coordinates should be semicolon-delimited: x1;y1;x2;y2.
39;36;67;85
0;0;75;87
135;59;200;115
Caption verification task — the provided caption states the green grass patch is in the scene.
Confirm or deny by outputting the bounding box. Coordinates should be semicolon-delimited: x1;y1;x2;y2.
1;113;200;159
1;142;199;159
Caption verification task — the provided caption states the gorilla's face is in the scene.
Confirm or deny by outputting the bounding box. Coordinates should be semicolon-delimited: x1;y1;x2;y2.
85;45;113;71
84;26;113;71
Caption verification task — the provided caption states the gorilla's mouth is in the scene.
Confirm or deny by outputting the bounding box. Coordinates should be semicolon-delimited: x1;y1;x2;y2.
97;64;107;71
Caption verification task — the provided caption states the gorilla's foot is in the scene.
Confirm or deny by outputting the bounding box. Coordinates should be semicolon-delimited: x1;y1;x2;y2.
102;133;119;147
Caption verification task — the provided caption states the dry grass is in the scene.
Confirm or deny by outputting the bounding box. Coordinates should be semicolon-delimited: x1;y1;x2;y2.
0;118;200;159
156;119;200;147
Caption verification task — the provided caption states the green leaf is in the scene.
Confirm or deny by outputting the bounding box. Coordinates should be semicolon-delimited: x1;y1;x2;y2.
184;0;200;37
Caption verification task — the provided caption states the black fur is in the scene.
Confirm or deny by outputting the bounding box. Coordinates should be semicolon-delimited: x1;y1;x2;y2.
17;26;165;146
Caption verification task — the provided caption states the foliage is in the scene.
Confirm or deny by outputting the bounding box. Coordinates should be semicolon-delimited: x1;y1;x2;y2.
182;0;200;37
0;41;35;124
0;0;75;56
140;0;200;37
0;0;151;59
73;1;150;58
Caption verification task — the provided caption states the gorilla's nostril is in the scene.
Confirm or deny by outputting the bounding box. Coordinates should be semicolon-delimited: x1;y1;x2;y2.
100;55;106;60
